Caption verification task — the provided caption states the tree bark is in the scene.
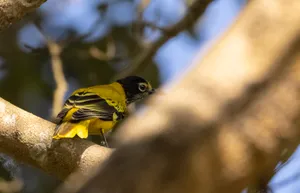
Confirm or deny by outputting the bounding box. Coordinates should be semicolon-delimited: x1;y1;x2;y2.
0;0;300;193
64;0;300;193
0;0;47;31
0;98;112;179
115;0;300;146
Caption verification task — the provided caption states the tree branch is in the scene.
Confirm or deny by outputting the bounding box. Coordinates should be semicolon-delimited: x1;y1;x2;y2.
0;98;112;179
60;0;300;193
0;0;47;31
48;40;68;118
114;0;213;79
0;1;299;193
31;23;69;119
115;0;300;145
74;37;300;193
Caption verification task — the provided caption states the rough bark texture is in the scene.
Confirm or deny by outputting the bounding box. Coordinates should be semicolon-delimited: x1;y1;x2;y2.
62;0;300;193
0;98;112;179
0;0;47;31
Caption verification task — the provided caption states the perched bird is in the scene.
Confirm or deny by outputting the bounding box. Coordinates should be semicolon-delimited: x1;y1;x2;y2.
52;76;155;147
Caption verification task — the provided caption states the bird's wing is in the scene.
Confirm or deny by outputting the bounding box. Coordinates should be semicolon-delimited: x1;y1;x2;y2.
56;91;124;123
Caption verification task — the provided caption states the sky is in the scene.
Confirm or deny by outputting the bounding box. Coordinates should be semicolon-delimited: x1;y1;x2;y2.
18;0;247;83
13;0;300;192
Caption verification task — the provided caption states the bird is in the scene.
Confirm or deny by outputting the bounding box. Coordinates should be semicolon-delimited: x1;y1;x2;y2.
52;76;155;147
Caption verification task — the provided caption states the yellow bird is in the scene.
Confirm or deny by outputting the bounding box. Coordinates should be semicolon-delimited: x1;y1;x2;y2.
53;76;155;147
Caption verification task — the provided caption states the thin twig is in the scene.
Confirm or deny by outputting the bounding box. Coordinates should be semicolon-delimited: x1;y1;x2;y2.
89;46;110;61
89;35;117;61
134;0;153;41
113;0;213;80
33;24;68;118
48;40;68;118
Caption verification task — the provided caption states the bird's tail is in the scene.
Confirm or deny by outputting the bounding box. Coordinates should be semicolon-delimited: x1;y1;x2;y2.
53;120;90;139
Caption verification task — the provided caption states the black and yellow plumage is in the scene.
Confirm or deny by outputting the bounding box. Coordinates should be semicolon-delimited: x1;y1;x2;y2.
53;76;154;147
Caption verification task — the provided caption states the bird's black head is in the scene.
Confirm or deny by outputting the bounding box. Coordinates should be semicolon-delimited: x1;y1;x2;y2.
117;76;155;104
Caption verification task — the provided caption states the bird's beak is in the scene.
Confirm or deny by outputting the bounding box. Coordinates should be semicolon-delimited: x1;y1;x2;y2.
148;88;155;94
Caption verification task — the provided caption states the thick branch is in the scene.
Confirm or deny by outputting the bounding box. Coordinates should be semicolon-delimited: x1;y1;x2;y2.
0;98;112;179
76;34;300;193
63;0;300;193
0;0;46;31
115;0;300;145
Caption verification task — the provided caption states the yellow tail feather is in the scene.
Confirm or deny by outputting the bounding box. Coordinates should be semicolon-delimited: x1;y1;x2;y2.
53;120;90;139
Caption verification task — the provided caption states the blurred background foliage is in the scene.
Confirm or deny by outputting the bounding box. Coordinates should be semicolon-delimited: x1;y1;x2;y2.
2;0;300;193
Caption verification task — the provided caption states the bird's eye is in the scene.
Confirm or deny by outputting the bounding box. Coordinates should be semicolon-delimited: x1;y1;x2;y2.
138;83;147;92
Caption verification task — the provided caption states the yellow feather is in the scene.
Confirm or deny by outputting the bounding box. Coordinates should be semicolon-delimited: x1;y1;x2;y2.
53;82;126;139
63;108;79;122
53;120;90;139
53;76;154;143
76;120;90;138
85;82;127;112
